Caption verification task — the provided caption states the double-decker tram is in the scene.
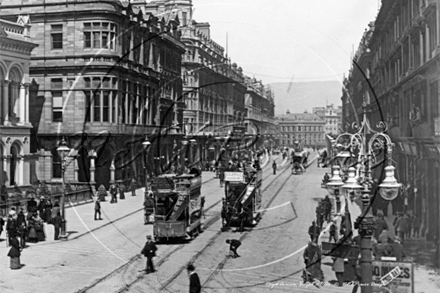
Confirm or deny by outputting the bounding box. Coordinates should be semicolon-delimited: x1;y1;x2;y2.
221;161;262;231
151;171;203;241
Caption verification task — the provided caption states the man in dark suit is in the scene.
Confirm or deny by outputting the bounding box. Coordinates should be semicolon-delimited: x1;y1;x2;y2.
141;235;157;274
187;264;201;293
53;212;63;240
226;239;241;258
94;198;102;220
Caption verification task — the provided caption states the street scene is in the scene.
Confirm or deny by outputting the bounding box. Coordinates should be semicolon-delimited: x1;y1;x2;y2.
1;1;440;293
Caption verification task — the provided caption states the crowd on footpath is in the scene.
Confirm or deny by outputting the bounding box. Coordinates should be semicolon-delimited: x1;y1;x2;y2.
303;195;413;292
0;196;63;270
0;178;143;271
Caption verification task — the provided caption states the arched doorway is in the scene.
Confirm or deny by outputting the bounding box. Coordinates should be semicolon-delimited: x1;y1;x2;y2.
9;143;21;186
95;145;113;189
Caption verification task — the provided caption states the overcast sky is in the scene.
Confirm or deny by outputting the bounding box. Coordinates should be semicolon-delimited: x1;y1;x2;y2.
191;0;380;85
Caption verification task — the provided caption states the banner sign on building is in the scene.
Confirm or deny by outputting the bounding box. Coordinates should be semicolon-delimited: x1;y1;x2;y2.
372;261;414;293
322;242;359;260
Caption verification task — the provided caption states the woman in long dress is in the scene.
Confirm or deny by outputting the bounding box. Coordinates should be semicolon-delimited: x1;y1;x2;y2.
8;234;21;269
44;199;53;224
33;212;45;242
118;183;126;200
28;213;38;243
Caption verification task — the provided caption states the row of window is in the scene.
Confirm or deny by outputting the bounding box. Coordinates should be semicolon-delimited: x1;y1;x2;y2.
280;126;323;132
50;77;158;125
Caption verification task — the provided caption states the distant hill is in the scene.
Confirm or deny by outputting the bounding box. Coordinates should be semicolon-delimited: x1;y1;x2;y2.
270;81;342;115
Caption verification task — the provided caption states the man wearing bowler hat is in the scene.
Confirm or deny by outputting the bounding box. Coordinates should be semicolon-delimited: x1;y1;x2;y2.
141;235;157;274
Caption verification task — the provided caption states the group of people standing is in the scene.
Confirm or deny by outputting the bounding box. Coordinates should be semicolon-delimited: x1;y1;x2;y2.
1;196;64;270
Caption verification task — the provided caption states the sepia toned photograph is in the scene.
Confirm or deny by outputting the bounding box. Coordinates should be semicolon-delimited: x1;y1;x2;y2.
0;1;439;292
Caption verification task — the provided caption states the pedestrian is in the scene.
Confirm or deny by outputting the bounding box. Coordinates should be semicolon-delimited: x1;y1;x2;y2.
97;184;107;201
130;179;136;196
238;206;246;232
323;195;332;221
27;213;38;243
272;161;277;175
332;257;345;286
390;236;406;261
34;212;46;242
0;215;4;239
6;213;18;246
308;221;320;243
53;211;63;240
51;201;61;224
200;196;205;219
27;197;37;213
373;238;392;259
187;264;201;293
221;199;228;230
226;239;241;258
17;221;27;249
394;212;408;244
110;183;118;203
16;208;26;230
7;234;22;270
374;212;388;240
118;183;126;200
412;214;421;238
329;223;337;243
94;198;102;220
44;199;53;224
37;196;46;222
140;235;157;274
219;167;225;187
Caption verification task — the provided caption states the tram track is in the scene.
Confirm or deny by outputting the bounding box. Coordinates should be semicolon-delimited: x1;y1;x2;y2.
154;162;292;293
79;156;282;293
201;170;293;290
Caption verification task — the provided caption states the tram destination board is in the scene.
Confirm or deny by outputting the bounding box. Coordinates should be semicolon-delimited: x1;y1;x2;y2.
224;172;244;182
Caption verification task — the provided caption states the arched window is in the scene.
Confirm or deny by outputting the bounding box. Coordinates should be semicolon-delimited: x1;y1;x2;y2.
8;68;21;118
9;143;20;185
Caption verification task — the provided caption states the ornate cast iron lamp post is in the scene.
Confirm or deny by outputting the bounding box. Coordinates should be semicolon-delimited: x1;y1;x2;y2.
333;102;401;293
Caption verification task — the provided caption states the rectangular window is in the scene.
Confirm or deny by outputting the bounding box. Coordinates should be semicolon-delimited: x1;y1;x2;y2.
93;31;100;48
103;91;110;122
52;96;63;122
84;32;91;48
52;151;62;179
51;79;63;122
93;92;101;122
84;22;117;50
51;24;63;50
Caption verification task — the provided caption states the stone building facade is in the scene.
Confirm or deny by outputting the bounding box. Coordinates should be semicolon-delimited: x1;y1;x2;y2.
0;16;38;188
245;77;276;150
342;0;440;242
0;0;185;188
313;104;343;135
276;111;325;149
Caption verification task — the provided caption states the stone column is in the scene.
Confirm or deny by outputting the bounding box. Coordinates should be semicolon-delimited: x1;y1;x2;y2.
2;81;9;125
18;84;25;125
436;0;440;55
89;150;96;184
426;25;430;60
73;158;79;182
110;159;115;184
24;83;30;124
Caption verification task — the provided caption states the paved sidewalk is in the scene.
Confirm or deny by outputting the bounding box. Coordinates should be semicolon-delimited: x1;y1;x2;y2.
0;171;217;246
